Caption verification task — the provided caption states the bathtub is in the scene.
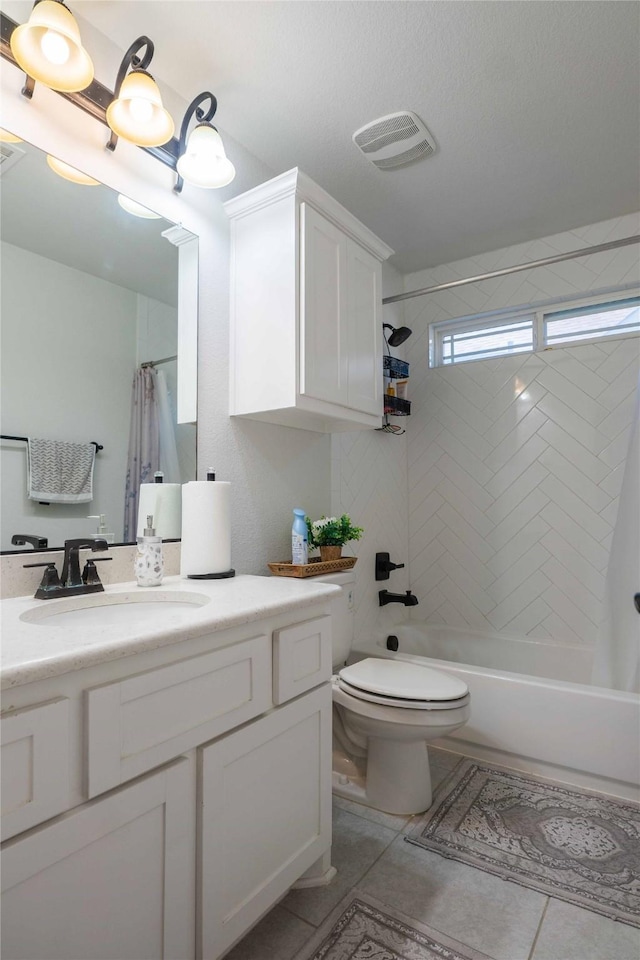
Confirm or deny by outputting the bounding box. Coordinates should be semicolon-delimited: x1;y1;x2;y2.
353;622;640;801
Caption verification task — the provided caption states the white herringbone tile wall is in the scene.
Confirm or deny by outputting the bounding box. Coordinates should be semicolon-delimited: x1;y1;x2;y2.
331;428;409;646
332;262;410;648
404;213;640;647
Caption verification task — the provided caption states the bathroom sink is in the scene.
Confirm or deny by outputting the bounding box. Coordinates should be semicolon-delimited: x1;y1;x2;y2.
20;591;211;628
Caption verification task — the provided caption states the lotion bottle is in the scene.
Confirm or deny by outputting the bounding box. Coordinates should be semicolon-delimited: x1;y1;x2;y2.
87;514;115;544
292;508;308;565
134;514;164;586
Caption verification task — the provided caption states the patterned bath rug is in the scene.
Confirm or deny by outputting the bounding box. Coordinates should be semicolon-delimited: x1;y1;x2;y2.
294;892;491;960
406;760;640;927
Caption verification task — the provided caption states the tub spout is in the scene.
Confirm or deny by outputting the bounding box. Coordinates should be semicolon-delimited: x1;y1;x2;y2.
379;589;419;607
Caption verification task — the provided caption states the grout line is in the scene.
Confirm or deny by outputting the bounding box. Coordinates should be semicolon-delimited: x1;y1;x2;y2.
527;897;550;960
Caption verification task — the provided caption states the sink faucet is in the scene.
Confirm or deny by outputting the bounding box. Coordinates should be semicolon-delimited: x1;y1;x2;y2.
11;533;48;549
378;589;419;607
61;538;109;588
25;538;110;600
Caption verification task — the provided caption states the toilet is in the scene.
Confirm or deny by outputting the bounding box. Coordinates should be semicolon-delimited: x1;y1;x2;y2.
315;570;470;815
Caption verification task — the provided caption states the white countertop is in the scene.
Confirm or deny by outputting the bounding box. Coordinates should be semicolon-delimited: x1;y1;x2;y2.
1;575;339;690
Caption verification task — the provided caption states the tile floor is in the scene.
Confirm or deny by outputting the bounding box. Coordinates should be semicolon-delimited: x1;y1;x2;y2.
227;749;640;960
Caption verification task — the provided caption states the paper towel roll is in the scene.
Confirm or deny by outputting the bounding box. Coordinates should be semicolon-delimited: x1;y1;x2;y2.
137;483;182;540
180;480;231;576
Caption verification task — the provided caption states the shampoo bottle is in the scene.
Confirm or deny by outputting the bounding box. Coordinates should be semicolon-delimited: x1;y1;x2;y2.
134;514;164;586
292;508;308;565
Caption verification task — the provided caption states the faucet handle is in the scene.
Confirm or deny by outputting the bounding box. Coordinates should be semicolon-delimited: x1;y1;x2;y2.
82;557;112;585
375;552;406;581
33;563;63;599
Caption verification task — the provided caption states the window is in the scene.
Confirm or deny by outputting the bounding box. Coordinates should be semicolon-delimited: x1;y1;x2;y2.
440;314;534;365
431;292;640;367
544;298;640;346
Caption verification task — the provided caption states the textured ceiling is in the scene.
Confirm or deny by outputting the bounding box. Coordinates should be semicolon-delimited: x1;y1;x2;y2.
15;1;640;274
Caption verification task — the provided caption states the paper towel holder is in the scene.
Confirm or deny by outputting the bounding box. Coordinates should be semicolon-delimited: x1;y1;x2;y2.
188;569;236;580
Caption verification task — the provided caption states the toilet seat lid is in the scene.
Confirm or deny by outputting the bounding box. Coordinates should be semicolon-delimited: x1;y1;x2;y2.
338;658;468;702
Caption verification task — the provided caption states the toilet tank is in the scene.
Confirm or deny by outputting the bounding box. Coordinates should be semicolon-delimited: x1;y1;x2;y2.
311;570;356;668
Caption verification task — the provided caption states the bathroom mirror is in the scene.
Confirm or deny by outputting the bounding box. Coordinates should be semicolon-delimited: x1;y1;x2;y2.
0;135;197;552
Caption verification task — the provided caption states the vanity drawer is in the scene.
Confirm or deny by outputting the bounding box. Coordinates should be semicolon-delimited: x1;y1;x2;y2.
273;616;332;704
86;634;272;797
1;698;70;841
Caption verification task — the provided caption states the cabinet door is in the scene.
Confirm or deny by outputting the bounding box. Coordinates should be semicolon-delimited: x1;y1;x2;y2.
346;239;383;415
300;203;349;406
1;758;195;960
199;685;332;959
1;698;69;841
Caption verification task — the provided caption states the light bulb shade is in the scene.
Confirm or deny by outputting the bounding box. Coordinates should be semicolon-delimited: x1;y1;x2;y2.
176;123;235;188
106;70;174;147
46;154;99;185
0;129;23;143
10;0;94;92
117;194;161;219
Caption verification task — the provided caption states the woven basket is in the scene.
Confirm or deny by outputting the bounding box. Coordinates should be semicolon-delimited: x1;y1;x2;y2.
268;556;357;579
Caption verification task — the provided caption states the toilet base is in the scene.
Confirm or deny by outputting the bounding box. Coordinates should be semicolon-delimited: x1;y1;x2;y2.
332;739;433;815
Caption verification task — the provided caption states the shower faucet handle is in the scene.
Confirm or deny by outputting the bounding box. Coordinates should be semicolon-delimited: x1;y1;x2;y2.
375;552;405;581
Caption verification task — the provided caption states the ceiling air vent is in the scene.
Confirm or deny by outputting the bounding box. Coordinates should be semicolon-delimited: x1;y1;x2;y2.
352;111;436;170
0;141;26;177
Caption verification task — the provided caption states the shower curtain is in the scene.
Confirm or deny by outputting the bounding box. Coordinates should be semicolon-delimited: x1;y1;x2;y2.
123;367;160;541
592;376;640;693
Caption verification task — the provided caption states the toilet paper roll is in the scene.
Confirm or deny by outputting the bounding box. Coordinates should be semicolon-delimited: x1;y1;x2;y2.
137;483;182;540
180;480;231;576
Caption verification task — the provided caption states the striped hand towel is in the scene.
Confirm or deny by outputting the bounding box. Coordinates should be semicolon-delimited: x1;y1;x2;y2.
27;438;95;503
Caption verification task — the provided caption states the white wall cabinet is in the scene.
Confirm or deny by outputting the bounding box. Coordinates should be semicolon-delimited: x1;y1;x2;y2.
226;168;393;432
1;608;334;960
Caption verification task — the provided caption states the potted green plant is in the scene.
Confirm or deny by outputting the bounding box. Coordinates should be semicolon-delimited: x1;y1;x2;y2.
306;514;364;562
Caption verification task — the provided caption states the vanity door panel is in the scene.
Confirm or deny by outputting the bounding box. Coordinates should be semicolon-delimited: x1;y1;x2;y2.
273;615;332;703
1;757;195;960
1;698;69;841
86;634;272;797
199;684;332;959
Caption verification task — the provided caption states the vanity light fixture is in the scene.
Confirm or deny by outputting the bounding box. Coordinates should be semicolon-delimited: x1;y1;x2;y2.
9;0;94;97
0;128;22;143
1;9;234;191
46;154;99;185
117;194;161;219
175;92;235;193
106;38;174;150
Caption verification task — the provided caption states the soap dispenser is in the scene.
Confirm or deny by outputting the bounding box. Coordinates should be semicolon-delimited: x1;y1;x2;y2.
134;514;164;587
88;514;115;545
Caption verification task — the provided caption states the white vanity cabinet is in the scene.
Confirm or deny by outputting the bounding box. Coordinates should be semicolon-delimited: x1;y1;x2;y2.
200;685;331;958
225;168;394;432
1;758;196;960
1;587;336;960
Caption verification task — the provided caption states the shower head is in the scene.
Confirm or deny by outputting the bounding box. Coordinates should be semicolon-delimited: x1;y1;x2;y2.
383;323;412;347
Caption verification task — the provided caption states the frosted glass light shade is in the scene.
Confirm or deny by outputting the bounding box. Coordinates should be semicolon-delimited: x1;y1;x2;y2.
106;70;174;147
0;129;23;143
10;0;94;93
46;154;99;185
117;194;161;219
177;123;235;189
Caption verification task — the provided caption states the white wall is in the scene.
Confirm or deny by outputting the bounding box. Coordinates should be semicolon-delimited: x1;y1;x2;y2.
331;261;410;646
0;17;331;573
1;242;137;549
403;213;640;647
